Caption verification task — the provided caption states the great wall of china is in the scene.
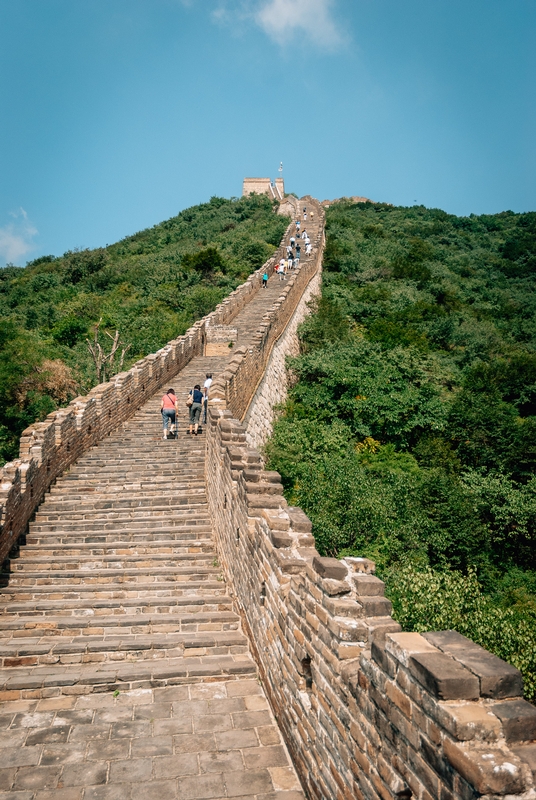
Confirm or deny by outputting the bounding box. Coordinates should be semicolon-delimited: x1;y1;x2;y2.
0;195;535;799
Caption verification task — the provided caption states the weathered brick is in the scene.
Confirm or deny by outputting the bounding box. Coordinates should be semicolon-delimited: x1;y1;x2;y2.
312;556;348;581
409;653;480;700
444;739;528;795
423;630;523;699
491;698;536;743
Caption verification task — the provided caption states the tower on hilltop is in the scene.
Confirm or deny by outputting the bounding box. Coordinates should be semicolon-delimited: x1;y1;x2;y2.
242;176;285;200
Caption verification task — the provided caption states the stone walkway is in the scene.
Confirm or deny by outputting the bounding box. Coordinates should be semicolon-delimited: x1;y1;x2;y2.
0;221;321;799
0;680;301;799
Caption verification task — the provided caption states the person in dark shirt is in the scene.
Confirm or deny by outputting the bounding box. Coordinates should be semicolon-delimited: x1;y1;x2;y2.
188;384;204;435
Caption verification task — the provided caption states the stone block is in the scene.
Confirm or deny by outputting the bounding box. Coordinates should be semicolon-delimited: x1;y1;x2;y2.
247;493;287;509
491;699;536;743
358;596;392;617
371;642;395;677
366;617;402;644
327;615;368;643
271;530;293;548
353;574;385;596
262;470;283;484
323;596;362;619
259;509;290;532
438;702;502;742
287;507;313;533
243;469;261;482
443;739;528;795
246;481;282;496
409;653;480;700
273;549;306;574
385;632;439;668
318;577;351;597
423;630;523;699
312;556;348;581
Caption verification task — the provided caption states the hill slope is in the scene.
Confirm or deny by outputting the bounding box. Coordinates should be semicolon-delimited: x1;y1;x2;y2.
265;200;536;699
0;194;288;464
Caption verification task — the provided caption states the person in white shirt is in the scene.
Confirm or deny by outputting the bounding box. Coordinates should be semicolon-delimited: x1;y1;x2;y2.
203;374;212;424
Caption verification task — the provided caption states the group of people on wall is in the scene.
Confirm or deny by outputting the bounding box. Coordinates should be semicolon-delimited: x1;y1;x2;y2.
275;207;313;281
160;373;212;438
162;205;315;434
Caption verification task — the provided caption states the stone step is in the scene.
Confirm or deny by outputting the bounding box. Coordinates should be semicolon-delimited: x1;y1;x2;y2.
29;519;212;534
26;528;213;544
22;539;214;554
73;446;206;461
0;609;239;636
33;508;209;525
7;552;217;572
0;565;220;587
68;454;205;464
49;483;206;497
0;652;257;695
0;580;228;602
50;474;205;488
0;593;233;617
37;495;207;513
0;629;249;667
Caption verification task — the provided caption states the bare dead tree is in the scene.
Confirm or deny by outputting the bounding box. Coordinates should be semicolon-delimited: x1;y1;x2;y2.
86;319;131;384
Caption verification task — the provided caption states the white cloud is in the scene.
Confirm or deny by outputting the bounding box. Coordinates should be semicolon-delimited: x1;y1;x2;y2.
256;0;344;49
0;208;38;265
210;0;346;50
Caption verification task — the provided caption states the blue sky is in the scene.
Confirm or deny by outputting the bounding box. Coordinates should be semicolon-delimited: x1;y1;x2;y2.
0;0;534;265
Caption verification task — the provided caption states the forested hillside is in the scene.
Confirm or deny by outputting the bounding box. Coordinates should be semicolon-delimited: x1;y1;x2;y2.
265;201;536;699
0;194;288;465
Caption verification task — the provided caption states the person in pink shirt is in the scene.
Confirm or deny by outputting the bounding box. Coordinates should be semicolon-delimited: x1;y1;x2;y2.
160;388;178;439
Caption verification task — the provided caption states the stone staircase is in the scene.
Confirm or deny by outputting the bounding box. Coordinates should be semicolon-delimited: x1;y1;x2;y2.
0;218;320;798
0;357;259;694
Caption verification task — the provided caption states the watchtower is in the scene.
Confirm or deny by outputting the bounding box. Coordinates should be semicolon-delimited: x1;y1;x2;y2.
242;177;285;200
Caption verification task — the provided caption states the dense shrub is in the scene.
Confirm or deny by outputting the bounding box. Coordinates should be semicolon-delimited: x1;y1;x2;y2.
265;200;536;698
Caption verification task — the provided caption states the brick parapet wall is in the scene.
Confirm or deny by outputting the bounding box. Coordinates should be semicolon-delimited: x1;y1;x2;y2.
242;263;321;450
204;196;536;798
0;214;295;566
208;196;324;425
206;411;536;799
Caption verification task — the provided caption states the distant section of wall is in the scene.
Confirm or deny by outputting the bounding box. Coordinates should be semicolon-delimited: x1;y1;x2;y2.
321;195;373;207
242;177;285;200
243;264;321;451
0;215;294;568
207;198;324;426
